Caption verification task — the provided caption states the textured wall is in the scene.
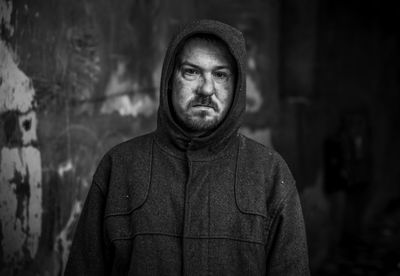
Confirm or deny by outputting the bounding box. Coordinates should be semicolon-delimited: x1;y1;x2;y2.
0;0;280;274
0;0;42;272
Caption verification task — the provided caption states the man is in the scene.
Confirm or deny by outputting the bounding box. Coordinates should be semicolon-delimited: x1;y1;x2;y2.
65;19;310;275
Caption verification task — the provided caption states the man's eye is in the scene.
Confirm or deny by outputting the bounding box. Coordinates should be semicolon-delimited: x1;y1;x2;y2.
213;71;229;80
182;68;199;77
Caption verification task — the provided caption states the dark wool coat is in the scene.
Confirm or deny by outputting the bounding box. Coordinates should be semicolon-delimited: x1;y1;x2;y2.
65;20;310;275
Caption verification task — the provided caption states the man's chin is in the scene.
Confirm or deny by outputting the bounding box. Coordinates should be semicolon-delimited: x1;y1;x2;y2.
183;115;220;132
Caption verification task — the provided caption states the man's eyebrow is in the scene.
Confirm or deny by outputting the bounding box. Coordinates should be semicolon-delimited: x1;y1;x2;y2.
178;61;201;69
179;61;233;71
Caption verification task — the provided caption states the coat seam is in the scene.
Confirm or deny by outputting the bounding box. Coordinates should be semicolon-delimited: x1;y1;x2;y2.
110;232;265;245
93;180;107;198
103;138;154;219
264;183;295;246
234;137;268;219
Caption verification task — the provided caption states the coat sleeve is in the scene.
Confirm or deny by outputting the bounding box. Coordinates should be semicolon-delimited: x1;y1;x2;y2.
265;185;310;275
64;181;113;275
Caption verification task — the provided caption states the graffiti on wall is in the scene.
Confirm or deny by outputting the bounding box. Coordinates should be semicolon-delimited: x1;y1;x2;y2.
0;0;42;271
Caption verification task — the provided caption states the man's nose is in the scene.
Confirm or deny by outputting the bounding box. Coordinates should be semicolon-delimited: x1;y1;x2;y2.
197;73;215;96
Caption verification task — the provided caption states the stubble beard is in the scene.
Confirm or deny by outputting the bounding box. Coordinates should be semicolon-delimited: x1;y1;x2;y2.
178;96;221;132
183;112;219;132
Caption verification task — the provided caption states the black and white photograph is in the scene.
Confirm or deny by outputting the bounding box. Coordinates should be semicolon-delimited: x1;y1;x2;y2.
0;0;399;275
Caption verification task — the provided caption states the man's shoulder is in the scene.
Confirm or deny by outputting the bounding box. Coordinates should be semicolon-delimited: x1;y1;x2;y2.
106;132;154;158
92;132;154;185
237;133;296;201
239;133;272;151
238;134;285;166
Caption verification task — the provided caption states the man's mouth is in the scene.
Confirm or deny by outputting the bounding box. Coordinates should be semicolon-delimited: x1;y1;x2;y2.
189;96;218;111
192;104;215;109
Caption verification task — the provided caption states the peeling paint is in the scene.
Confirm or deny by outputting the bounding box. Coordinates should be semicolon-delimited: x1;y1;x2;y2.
101;62;158;117
246;75;263;113
0;41;35;113
0;147;42;264
0;0;14;36
102;93;156;117
0;2;42;270
66;24;102;101
18;111;38;145
55;200;82;274
57;160;73;178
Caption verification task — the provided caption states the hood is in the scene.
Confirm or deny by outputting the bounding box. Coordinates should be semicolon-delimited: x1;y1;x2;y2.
156;19;247;153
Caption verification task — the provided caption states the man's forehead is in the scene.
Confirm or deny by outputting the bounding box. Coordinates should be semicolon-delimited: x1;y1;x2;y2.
176;35;236;68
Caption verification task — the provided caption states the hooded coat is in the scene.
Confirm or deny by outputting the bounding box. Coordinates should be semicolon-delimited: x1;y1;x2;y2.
65;20;310;275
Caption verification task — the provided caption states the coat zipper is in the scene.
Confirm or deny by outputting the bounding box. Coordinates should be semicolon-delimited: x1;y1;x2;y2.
182;141;192;276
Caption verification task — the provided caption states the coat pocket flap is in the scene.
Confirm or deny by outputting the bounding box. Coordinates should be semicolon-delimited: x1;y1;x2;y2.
235;169;268;218
104;140;153;217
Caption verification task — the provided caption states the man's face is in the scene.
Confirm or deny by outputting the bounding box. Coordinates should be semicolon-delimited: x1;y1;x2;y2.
171;38;236;134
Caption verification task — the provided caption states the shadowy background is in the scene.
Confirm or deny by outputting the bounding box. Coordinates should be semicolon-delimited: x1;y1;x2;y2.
0;0;399;275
